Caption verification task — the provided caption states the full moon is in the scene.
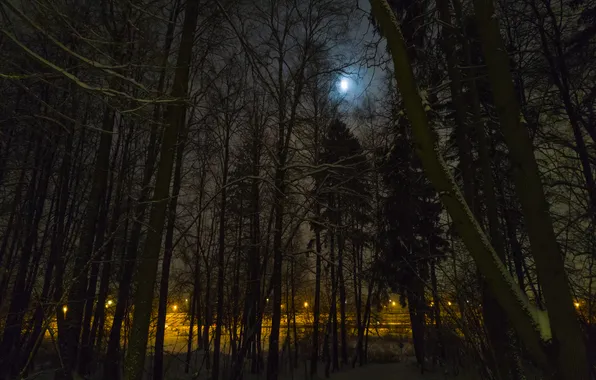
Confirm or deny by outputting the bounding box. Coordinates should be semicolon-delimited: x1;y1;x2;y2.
340;78;349;92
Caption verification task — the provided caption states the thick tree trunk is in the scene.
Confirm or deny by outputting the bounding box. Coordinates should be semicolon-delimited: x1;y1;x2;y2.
153;116;188;380
369;0;551;372
123;0;200;378
472;0;589;377
105;124;158;379
104;1;178;375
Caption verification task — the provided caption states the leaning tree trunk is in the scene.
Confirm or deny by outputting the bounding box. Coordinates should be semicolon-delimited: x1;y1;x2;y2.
472;0;589;378
368;0;552;373
123;0;200;378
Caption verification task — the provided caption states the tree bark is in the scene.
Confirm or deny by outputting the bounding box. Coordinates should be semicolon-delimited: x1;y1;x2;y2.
153;113;188;380
123;0;200;378
472;0;589;377
369;0;550;372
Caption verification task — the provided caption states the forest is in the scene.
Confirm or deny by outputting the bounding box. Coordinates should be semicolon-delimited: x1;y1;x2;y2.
0;0;595;379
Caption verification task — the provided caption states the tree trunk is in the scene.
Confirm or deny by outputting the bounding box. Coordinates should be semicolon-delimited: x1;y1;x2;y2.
78;127;126;375
212;119;231;380
0;137;53;377
328;201;339;372
436;0;512;375
88;130;132;362
153;114;188;380
430;261;445;361
337;205;348;366
368;0;551;372
311;206;322;376
472;0;588;377
61;102;115;379
123;0;200;378
407;277;426;373
267;165;285;380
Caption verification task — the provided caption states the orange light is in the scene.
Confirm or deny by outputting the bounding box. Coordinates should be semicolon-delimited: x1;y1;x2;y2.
392;301;396;307
304;302;309;308
447;301;452;306
62;305;68;314
574;302;580;308
173;305;178;311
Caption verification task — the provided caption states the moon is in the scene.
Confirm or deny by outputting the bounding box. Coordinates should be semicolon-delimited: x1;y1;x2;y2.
340;78;349;92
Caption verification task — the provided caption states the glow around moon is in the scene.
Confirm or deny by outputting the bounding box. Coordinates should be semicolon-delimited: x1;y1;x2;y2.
340;78;349;92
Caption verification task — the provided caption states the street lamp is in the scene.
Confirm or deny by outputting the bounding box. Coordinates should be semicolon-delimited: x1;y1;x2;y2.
62;305;68;314
304;302;308;308
173;304;178;311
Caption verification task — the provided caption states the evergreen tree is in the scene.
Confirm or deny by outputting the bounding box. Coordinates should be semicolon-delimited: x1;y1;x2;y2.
320;119;370;369
378;115;446;372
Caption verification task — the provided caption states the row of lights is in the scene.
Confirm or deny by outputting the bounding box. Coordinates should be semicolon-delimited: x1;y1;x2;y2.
265;298;310;308
63;299;114;315
61;299;584;316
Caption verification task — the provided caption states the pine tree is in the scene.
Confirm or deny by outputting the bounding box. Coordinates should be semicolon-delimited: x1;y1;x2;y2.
320;119;370;369
378;115;446;372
